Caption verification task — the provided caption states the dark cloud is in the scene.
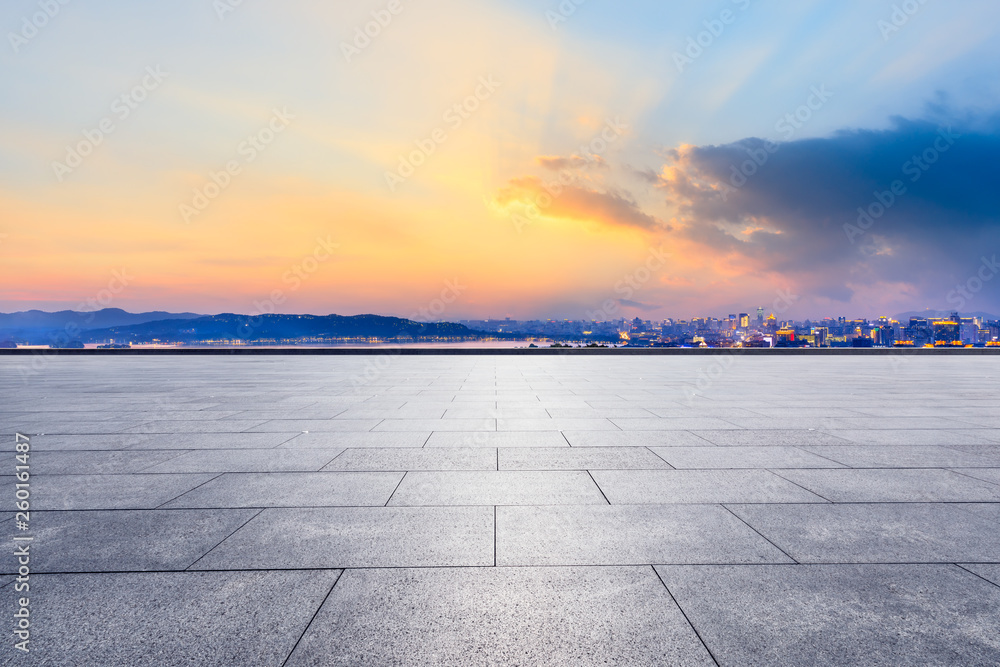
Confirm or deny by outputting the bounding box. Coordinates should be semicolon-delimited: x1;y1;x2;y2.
618;298;661;311
661;112;1000;307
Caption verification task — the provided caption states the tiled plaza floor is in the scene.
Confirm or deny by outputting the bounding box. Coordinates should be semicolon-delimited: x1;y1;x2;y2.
2;354;1000;665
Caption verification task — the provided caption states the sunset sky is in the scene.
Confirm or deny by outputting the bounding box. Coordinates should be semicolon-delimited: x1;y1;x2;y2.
3;0;999;320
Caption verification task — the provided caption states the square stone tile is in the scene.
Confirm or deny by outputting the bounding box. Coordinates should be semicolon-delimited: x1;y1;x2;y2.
499;447;672;470
128;433;299;449
426;431;568;448
497;418;618;431
656;564;1000;666
248;419;382;433
611;418;741;431
322;448;496;471
142;449;345;473
592;470;827;504
651;446;842;469
775;469;1000;502
31;473;216;510
389;471;607;506
690;430;851;447
16;570;339;666
163;472;404;508
192;507;493;569
801;445;999;468
122;420;269;434
285;567;714;667
563;431;711;447
374;419;496;432
279;432;431;448
731;503;1000;563
20;450;188;474
4;509;258;573
497;504;792;566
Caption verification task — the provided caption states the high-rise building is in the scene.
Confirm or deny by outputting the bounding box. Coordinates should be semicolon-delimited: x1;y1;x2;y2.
739;313;750;329
756;307;764;325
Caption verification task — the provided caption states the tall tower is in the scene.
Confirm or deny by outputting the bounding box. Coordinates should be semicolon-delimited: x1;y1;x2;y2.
756;307;764;325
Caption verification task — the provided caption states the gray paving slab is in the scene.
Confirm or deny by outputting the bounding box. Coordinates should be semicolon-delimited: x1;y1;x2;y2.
656;564;1000;666
5;509;258;573
142;448;345;473
248;419;382;432
651;446;842;469
164;471;403;508
6;570;339;666
496;418;619;431
426;431;568;447
611;418;741;431
31;473;216;510
499;446;672;470
374;418;496;431
775;468;1000;502
690;429;851;447
285;567;714;667
592;470;827;504
389;471;607;506
821;429;995;446
563;430;711;447
802;445;999;468
322;447;496;471
17;449;187;474
497;505;793;566
730;503;1000;563
122;419;269;434
278;431;431;448
954;503;1000;521
193;506;493;569
128;432;298;449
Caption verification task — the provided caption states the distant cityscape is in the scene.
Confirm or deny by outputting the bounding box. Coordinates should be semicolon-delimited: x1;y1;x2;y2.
459;310;1000;348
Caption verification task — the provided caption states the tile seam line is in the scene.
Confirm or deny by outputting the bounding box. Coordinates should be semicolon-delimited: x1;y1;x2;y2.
384;471;408;507
586;470;612;505
280;569;344;667
721;504;800;564
766;469;835;503
651;565;721;667
953;564;1000;590
152;472;226;509
184;507;266;571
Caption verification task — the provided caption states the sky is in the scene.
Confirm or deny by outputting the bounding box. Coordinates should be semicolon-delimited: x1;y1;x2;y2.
2;0;999;321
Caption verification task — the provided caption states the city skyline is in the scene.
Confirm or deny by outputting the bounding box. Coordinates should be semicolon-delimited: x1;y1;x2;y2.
3;1;1000;319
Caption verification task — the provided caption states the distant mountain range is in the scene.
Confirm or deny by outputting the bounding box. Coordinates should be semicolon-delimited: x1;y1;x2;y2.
0;309;485;344
0;308;203;342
